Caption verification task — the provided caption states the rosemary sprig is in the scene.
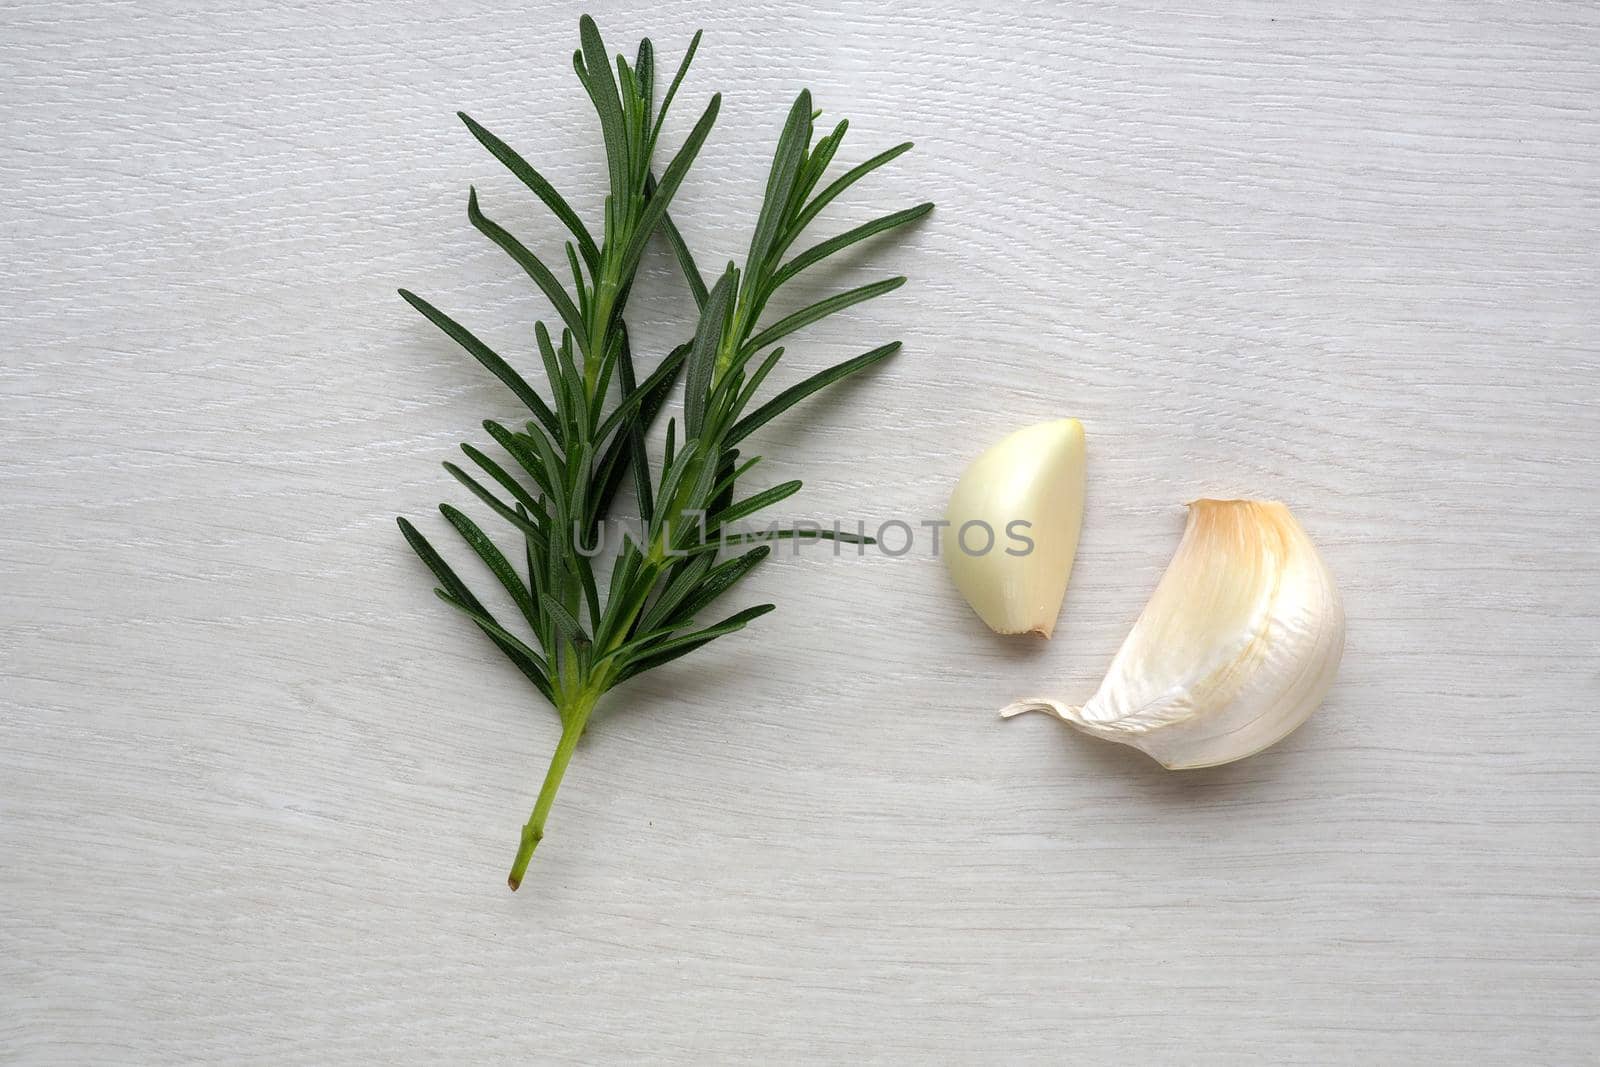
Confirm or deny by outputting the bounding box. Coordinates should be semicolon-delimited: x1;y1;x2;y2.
397;17;930;889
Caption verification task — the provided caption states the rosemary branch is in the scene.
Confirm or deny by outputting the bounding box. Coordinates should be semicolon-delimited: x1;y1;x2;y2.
397;16;930;888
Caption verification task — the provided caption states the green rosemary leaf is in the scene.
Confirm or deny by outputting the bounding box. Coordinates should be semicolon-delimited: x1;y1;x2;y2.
683;267;737;439
668;544;772;626
468;188;589;357
439;503;541;633
649;28;703;151
705;448;742;515
743;276;904;355
652;439;702;530
665;213;707;308
769;203;932;293
595;547;658;650
397;289;562;440
433;588;555;701
456;111;600;272
728;341;900;446
528;439;572;603
712;479;803;527
588;334;617;429
647;171;707;308
678;438;724;527
574;552;602;635
717;526;877;546
544;595;590;650
577;15;630;207
613;603;776;684
793;119;847;210
635;553;714;633
707;337;769;413
520;419;569;513
617;58;641;169
601;542;642;627
785;141;914;252
565;241;589;319
524;323;569;441
399;518;554;702
518;503;541;574
708;452;763;506
481;421;554;498
635;340;692;413
442;461;546;544
745;90;813;285
588;339;686;523
398;516;484;614
731;347;784;419
589;623;681;672
553;328;589;436
461;440;546;517
594;340;686;444
621;93;721;282
590;355;684;525
603;571;663;652
613;327;654;523
635;39;654;118
517;502;554;654
566;437;595;553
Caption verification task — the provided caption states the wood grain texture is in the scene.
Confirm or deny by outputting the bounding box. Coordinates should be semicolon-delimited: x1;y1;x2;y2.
3;0;1597;1062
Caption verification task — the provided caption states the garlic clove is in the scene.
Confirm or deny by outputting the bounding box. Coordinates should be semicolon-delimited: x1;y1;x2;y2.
1002;499;1344;769
944;419;1086;637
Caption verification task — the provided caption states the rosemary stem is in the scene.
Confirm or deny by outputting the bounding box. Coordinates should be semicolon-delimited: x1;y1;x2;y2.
507;692;597;890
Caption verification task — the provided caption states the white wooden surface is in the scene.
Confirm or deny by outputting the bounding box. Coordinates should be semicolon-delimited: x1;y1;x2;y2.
4;1;1598;1062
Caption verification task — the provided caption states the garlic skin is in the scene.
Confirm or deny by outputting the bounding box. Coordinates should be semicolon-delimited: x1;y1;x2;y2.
945;419;1086;637
1002;499;1343;769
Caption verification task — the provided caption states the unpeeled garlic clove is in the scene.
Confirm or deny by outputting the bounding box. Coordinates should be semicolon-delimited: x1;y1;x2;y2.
944;419;1086;637
1002;499;1343;769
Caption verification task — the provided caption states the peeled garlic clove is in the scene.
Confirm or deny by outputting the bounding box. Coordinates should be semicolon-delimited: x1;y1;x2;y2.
1002;499;1343;769
944;419;1086;637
